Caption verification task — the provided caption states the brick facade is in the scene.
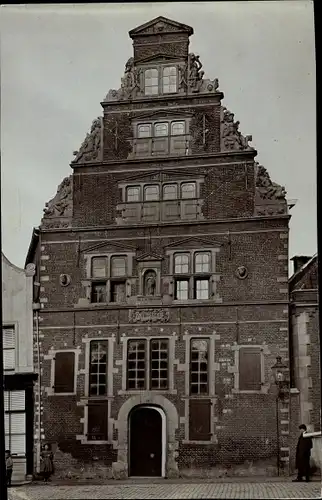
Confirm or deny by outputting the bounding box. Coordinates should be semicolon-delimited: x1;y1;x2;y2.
26;16;295;479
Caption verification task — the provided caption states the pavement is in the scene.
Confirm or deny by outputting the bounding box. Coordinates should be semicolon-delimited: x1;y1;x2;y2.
6;479;322;499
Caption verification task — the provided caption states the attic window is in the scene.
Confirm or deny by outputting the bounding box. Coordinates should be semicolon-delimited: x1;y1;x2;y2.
144;66;178;96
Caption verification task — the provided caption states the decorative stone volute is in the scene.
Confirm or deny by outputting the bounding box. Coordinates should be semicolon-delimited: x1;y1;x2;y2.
254;162;287;216
220;107;254;151
72;117;102;164
42;176;73;227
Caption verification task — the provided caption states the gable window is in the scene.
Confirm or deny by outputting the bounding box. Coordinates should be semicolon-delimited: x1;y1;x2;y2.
127;186;140;202
2;326;16;371
54;351;75;394
239;347;262;391
87;403;108;441
144;185;159;201
91;283;107;303
181;182;196;199
162;66;177;94
173;251;212;301
171;121;185;136
195;252;210;273
91;257;107;278
155;122;168;136
4;391;26;455
144;69;159;95
89;341;108;396
111;256;126;277
175;279;189;300
190;339;209;395
163;184;177;200
127;339;169;390
174;253;189;274
134;119;189;157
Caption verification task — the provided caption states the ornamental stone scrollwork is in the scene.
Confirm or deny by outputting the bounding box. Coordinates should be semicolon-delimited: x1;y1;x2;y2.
104;58;143;102
129;308;170;323
255;163;286;201
179;54;219;95
25;263;36;277
221;107;254;151
72;117;102;164
43;176;73;219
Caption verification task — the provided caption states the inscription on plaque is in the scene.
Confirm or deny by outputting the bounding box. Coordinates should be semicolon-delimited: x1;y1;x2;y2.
129;309;170;323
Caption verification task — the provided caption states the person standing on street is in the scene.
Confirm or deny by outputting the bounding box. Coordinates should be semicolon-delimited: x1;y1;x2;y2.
293;424;313;482
5;450;13;487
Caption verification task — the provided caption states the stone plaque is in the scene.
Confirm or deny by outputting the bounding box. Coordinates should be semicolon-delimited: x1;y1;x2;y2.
129;308;170;323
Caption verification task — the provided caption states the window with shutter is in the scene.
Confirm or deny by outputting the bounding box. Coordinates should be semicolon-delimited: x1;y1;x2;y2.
87;404;108;441
4;391;26;456
89;341;108;396
2;326;16;371
239;348;262;391
54;352;75;393
189;399;211;441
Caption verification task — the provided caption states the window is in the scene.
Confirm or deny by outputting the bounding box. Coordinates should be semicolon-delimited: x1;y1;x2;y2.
2;326;15;371
181;182;196;199
144;69;158;95
174;254;189;274
150;340;169;389
4;391;26;455
127;186;140;202
190;339;209;395
87;404;108;441
91;282;107;303
189;399;211;441
171;121;185;136
144;185;159;201
127;339;169;390
111;256;126;277
154;122;168;137
91;257;107;278
195;279;210;300
195;253;210;273
239;347;262;391
110;282;126;303
162;66;177;93
89;341;108;396
127;340;146;390
137;124;151;138
54;351;75;393
175;280;189;300
163;184;177;200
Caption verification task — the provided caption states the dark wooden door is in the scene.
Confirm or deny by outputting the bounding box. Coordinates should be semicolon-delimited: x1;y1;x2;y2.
129;406;162;476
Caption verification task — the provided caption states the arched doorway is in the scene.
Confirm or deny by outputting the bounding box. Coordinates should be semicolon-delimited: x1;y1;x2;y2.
128;405;165;477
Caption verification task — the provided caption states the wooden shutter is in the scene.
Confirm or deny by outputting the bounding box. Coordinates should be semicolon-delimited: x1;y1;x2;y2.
87;404;108;441
239;348;262;391
189;399;211;441
54;352;75;393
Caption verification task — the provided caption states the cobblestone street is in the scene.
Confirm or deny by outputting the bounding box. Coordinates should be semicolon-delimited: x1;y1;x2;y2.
7;480;322;499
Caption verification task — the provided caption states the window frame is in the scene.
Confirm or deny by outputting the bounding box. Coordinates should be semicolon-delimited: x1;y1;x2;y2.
162;66;178;94
143;65;178;96
234;346;265;394
89;340;109;397
2;325;16;372
150;339;169;390
144;184;160;202
144;68;159;96
110;255;127;277
126;338;169;391
163;183;178;200
181;182;197;199
50;349;79;396
4;391;26;457
174;253;190;275
189;338;210;396
126;185;141;202
86;402;109;442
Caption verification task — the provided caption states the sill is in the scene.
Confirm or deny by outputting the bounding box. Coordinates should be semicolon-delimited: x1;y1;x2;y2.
182;440;215;445
48;392;77;396
231;389;267;394
80;396;113;401
118;389;177;395
84;440;110;445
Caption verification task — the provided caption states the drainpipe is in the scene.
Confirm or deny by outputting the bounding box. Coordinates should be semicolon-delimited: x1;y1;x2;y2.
33;303;41;472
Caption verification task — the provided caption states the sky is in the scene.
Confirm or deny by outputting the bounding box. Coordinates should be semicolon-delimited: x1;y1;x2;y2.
0;1;316;271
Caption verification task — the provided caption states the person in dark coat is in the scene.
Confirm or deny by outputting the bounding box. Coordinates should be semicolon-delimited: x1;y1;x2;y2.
293;424;313;482
40;444;54;483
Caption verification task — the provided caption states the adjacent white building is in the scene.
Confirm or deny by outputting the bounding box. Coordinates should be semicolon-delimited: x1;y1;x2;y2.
2;253;37;482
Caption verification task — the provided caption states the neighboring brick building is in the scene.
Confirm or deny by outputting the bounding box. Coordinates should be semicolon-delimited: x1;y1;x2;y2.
289;254;320;432
26;16;296;478
2;253;37;482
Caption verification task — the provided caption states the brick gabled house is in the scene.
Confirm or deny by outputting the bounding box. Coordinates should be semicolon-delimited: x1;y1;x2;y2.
26;16;297;479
